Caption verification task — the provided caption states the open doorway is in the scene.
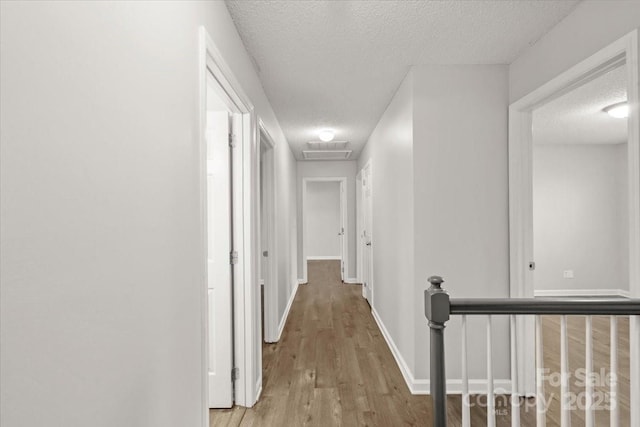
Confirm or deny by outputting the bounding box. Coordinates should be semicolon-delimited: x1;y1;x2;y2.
200;27;261;412
508;30;640;399
531;62;629;298
526;58;634;421
259;124;278;344
204;71;238;409
301;177;348;283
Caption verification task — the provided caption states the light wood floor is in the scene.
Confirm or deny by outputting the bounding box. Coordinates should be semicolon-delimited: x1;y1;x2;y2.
210;261;632;426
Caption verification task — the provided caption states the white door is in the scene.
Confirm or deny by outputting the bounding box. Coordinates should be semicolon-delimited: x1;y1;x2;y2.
361;164;373;304
206;109;233;408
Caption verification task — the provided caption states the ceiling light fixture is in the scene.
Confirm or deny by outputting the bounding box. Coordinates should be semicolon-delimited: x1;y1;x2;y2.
318;130;335;142
603;101;629;119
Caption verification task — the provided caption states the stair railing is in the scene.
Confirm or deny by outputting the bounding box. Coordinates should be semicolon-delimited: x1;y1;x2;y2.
425;275;640;427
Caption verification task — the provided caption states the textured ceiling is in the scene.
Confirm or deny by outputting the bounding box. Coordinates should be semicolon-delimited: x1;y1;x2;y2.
226;0;580;160
533;64;627;145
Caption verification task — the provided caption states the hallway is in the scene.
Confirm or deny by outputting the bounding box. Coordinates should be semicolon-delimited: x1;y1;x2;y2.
3;3;640;426
211;261;535;426
210;260;430;425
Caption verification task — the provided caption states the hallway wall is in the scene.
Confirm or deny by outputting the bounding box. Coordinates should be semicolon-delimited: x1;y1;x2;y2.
357;71;416;383
412;64;510;381
0;2;297;426
297;161;357;280
358;65;511;390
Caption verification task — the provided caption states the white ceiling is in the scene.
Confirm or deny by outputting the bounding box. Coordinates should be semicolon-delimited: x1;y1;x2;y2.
226;0;580;160
533;64;627;145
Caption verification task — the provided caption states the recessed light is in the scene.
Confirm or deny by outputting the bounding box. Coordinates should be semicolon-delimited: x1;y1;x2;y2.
604;101;629;119
318;130;335;142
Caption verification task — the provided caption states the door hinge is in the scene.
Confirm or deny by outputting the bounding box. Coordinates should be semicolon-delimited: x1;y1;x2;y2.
232;367;239;381
230;251;239;265
229;133;236;148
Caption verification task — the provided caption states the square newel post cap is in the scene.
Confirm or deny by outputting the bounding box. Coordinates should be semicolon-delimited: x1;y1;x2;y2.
424;276;450;325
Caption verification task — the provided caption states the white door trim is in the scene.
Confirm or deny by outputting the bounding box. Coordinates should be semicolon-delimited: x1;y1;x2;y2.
508;30;640;404
199;26;261;419
259;121;278;344
301;176;348;283
359;159;373;304
356;170;363;285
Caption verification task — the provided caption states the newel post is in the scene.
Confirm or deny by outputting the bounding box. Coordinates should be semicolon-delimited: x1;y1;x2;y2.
424;275;450;427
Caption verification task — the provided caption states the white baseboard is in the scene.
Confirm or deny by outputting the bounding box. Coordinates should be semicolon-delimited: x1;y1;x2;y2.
372;308;511;395
306;256;341;260
371;308;416;393
343;278;360;284
276;282;299;341
534;288;630;298
298;279;307;285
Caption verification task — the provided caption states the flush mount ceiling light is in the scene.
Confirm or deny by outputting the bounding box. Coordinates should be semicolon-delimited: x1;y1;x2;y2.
603;101;629;118
318;130;335;142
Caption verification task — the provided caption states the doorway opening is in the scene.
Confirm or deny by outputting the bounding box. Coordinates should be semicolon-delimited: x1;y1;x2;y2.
508;30;640;399
531;62;629;298
259;124;278;344
301;177;348;284
200;26;260;416
204;69;238;410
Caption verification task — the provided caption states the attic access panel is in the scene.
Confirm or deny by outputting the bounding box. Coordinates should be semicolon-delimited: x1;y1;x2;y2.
302;150;353;160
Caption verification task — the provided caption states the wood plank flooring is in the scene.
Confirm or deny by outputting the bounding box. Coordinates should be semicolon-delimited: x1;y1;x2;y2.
539;314;631;426
211;261;632;426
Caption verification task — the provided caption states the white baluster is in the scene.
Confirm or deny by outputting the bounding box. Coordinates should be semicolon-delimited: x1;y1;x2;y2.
461;315;470;427
585;316;593;427
487;315;495;427
560;315;571;427
610;316;618;427
510;315;520;427
536;315;546;427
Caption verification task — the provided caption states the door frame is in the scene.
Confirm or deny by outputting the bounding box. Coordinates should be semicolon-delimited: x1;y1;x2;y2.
258;122;278;344
359;159;373;303
301;176;348;283
356;170;363;285
199;27;261;420
508;30;640;402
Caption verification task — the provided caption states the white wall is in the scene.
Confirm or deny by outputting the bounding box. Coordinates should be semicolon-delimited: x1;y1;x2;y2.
412;65;510;381
297;161;357;279
275;144;298;329
305;182;342;258
357;65;510;389
533;143;628;293
509;1;640;102
358;71;416;381
0;2;297;426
